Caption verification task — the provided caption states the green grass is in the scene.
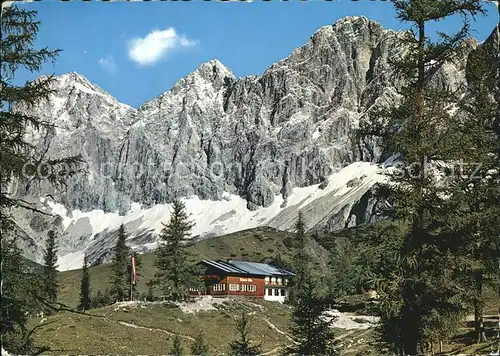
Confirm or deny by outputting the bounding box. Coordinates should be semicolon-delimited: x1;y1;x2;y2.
58;226;329;307
31;309;171;355
31;299;295;355
48;225;499;355
32;296;499;355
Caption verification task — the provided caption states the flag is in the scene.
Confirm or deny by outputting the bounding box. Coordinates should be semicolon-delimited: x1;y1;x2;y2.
132;256;138;285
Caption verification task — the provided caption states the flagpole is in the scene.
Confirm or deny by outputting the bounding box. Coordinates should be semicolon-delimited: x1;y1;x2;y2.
130;255;133;302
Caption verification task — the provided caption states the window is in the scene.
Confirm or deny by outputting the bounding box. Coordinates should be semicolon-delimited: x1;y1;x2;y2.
234;284;257;292
280;289;286;296
284;278;289;285
213;284;225;292
267;288;272;296
274;289;279;296
271;277;276;285
277;277;282;285
265;277;270;284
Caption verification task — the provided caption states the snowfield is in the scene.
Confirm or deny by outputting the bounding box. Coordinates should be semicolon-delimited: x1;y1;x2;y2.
51;161;385;271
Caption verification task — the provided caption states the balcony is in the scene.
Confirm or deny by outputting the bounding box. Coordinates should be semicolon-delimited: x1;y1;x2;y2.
264;277;286;286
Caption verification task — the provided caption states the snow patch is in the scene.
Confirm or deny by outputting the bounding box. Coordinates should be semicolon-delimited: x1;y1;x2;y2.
54;162;385;271
177;296;227;314
324;309;379;330
57;249;86;272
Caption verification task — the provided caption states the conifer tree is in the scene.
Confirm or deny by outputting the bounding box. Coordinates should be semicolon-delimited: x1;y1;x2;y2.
1;237;44;353
170;333;183;356
78;253;91;312
146;280;155;301
154;199;199;301
286;272;340;356
41;229;58;306
110;224;130;301
90;288;113;309
228;312;261;356
359;0;484;353
288;211;310;304
191;330;209;356
0;6;82;228
1;5;82;351
1;4;83;352
327;236;368;297
444;31;500;343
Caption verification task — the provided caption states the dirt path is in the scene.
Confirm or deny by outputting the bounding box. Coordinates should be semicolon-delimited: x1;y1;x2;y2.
258;316;296;355
262;317;296;344
261;345;285;355
115;320;195;341
97;316;196;341
334;329;358;341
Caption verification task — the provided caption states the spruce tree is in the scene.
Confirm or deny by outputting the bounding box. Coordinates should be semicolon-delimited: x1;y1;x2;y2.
146;280;155;301
41;229;58;306
358;0;484;353
191;330;209;356
286;273;340;356
154;199;198;301
110;224;130;302
78;253;91;312
170;333;183;356
228;312;262;356
1;4;82;352
0;237;44;353
288;211;311;304
0;5;82;229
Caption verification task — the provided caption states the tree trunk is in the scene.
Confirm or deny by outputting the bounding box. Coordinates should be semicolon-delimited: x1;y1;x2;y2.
402;294;419;356
473;270;487;343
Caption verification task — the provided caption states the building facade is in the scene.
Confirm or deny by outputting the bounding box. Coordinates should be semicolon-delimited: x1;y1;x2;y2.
191;259;295;303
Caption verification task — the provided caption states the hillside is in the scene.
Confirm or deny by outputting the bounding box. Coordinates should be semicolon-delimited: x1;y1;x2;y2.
57;226;329;307
31;296;499;355
37;224;499;356
30;298;384;356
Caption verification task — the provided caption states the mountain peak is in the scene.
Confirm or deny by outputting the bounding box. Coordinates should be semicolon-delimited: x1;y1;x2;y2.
312;16;383;38
194;59;235;81
51;72;116;100
333;15;372;26
164;59;235;96
59;71;92;85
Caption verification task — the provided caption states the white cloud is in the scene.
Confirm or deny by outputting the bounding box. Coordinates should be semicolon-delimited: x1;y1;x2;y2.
98;56;117;74
127;27;197;66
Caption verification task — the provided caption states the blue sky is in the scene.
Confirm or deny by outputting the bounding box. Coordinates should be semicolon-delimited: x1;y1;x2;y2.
15;0;499;107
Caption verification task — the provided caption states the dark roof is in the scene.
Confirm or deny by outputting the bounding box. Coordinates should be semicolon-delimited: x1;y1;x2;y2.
200;260;251;275
229;260;295;277
200;259;295;277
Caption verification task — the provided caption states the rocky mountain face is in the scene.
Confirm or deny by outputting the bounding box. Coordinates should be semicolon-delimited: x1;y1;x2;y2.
10;16;489;269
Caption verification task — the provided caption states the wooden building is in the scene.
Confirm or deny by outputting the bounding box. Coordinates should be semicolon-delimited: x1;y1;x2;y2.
190;259;295;303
